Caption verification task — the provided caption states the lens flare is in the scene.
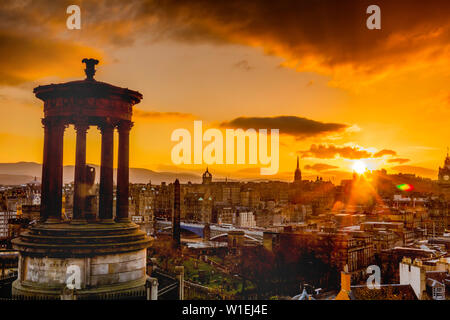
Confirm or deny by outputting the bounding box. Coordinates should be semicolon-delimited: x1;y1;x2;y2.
396;184;414;191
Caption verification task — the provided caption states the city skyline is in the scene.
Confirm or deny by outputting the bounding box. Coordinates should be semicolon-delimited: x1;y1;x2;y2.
0;1;449;182
0;155;445;186
2;0;450;305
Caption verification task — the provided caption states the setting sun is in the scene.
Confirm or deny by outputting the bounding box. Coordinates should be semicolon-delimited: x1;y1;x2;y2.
352;160;367;174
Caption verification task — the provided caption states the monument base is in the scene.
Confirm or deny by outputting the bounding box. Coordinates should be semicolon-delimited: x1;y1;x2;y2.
11;221;152;300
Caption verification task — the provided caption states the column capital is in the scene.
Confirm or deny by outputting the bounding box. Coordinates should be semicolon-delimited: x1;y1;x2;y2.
97;120;115;134
41;117;67;129
41;118;50;127
117;120;133;132
74;118;90;132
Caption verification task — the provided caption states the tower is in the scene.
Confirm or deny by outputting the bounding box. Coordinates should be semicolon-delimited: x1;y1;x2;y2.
438;149;450;199
173;179;181;248
294;156;302;183
438;148;450;184
202;167;212;184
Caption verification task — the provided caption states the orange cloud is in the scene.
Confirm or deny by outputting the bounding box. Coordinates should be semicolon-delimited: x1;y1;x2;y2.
304;163;339;172
387;158;410;164
300;144;372;160
373;149;397;157
300;144;404;160
0;31;103;85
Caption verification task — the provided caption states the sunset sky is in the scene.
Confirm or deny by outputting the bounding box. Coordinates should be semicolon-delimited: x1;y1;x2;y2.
0;0;449;183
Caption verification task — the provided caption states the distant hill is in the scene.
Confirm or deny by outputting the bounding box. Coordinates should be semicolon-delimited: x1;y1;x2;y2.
127;167;201;184
0;174;36;186
0;162;42;177
390;165;437;179
0;162;201;185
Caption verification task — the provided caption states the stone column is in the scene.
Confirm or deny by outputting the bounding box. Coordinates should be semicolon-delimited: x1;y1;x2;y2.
40;118;50;222
46;119;65;224
116;121;132;223
98;122;114;223
72;120;89;224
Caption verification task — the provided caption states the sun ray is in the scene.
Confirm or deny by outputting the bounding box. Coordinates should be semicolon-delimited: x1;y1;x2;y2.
352;160;367;175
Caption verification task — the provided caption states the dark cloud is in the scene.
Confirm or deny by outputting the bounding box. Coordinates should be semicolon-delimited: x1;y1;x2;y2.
300;144;404;160
300;144;372;159
133;108;194;121
220;116;348;138
373;149;397;157
136;0;450;75
304;163;339;172
233;60;253;71
2;0;449;81
387;158;410;164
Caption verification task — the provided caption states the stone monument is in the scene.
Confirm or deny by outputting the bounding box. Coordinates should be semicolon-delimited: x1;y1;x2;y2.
12;59;152;299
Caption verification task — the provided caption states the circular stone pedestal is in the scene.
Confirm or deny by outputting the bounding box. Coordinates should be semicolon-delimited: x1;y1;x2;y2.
11;222;152;299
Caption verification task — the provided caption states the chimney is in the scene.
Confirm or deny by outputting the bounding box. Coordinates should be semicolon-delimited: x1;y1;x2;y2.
335;265;352;300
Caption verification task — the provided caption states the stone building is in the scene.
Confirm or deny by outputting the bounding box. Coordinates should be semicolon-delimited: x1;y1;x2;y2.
236;211;256;228
183;192;213;223
277;229;374;279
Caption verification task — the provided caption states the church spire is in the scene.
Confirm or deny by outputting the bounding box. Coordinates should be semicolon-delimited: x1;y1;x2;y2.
297;156;299;170
294;156;302;183
445;148;450;168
